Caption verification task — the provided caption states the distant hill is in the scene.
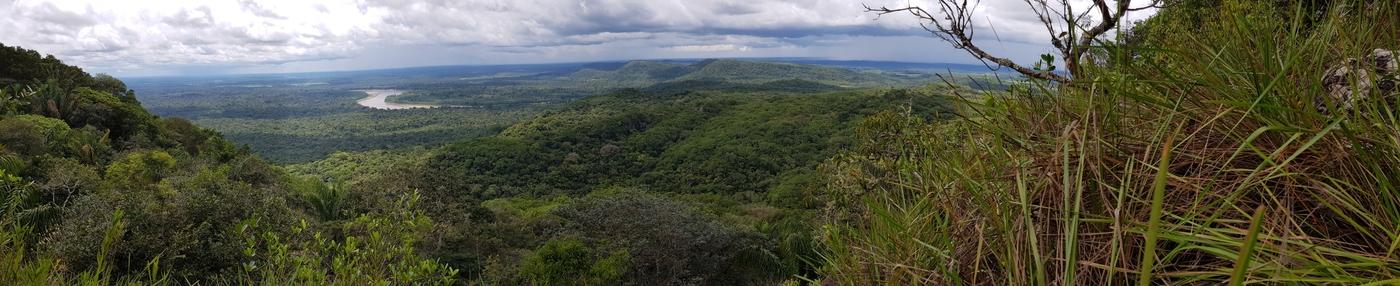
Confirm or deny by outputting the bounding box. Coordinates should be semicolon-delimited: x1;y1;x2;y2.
566;60;697;85
565;59;928;88
763;59;999;73
126;58;980;83
415;85;954;199
672;59;908;86
641;79;845;94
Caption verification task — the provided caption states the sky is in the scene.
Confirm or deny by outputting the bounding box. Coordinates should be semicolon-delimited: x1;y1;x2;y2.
0;0;1158;77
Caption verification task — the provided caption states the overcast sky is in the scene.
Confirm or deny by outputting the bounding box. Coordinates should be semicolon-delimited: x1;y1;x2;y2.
0;0;1157;77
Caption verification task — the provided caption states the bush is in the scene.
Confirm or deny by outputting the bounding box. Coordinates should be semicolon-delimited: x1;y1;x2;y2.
518;238;630;285
556;192;762;285
0;118;48;156
102;150;175;189
45;164;295;280
232;192;457;285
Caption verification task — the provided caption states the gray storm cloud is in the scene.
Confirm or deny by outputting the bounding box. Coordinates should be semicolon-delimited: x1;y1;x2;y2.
0;0;1155;76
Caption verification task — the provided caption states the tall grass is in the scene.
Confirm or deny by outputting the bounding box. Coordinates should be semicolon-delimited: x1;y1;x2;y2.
819;1;1400;284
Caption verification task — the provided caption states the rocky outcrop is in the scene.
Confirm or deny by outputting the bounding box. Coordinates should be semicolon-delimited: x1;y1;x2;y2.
1319;49;1399;113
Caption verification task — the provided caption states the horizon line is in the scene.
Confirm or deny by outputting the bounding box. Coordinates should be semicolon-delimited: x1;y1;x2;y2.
118;56;997;80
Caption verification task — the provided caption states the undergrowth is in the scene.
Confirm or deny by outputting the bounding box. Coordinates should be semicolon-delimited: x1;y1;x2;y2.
819;1;1400;285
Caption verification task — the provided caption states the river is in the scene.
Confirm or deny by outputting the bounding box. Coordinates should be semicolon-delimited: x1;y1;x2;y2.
355;89;438;110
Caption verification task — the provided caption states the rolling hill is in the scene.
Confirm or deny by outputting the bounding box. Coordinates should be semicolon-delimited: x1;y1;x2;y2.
563;59;927;87
414;84;954;200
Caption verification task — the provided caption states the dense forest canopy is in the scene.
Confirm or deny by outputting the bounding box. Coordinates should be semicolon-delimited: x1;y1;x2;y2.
2;43;459;284
127;58;954;163
418;86;952;199
4;0;1400;285
1;40;958;284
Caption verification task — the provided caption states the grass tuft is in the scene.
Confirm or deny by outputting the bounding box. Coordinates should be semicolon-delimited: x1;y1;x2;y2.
819;1;1400;284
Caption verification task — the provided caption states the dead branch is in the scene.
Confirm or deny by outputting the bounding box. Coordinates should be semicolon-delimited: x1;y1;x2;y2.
867;0;1161;84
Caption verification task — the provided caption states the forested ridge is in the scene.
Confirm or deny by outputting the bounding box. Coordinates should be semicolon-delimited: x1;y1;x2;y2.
311;80;956;284
2;41;957;284
130;58;937;164
418;86;951;198
5;0;1400;284
560;59;915;87
384;58;931;106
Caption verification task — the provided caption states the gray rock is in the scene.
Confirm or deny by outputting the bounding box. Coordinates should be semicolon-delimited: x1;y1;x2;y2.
1319;49;1399;113
1373;49;1397;92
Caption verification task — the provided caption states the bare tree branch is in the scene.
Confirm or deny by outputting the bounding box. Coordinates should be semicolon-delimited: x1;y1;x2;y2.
866;0;1151;84
865;3;1071;83
1128;0;1167;12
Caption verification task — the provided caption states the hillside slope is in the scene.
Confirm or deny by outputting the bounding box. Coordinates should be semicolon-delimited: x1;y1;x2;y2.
374;83;954;284
417;85;953;200
0;43;456;284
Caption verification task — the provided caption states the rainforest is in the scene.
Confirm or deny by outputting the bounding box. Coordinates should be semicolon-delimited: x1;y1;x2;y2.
2;0;1398;285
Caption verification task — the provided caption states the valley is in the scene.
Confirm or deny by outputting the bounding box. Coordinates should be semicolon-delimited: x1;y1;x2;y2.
4;1;1396;285
106;58;966;282
126;59;978;163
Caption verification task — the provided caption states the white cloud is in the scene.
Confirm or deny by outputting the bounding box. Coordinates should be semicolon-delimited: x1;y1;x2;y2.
669;44;751;53
0;0;1157;76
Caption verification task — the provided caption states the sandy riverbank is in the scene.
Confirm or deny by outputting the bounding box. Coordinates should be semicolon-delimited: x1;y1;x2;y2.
355;89;438;110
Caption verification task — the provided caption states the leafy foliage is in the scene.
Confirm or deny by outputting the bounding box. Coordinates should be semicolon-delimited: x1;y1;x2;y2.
420;86;953;199
553;192;762;285
518;238;630;285
233;193;457;285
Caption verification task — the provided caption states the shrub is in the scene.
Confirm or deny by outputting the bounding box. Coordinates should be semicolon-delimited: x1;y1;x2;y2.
556;192;763;285
45;164;295;280
0;118;48;156
519;238;630;285
232;192;457;285
102;150;175;189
